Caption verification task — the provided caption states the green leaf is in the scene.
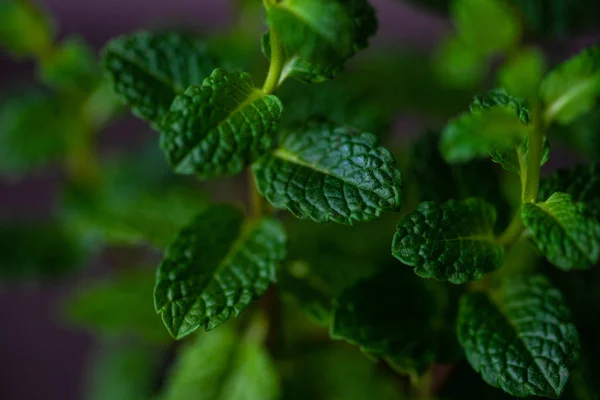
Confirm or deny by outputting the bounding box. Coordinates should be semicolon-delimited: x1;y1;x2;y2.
392;198;504;284
0;220;87;280
433;36;486;89
440;92;531;164
160;69;283;178
331;267;448;376
0;0;53;57
490;135;550;174
457;274;580;398
541;44;600;125
252;120;402;224
86;342;159;400
39;37;100;93
154;205;286;339
498;47;546;101
162;317;279;400
538;162;600;220
65;269;169;341
103;31;218;123
264;0;377;83
522;192;600;270
0;90;73;177
451;0;521;57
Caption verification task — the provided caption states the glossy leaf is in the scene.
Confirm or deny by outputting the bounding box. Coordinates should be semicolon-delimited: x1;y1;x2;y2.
538;162;600;220
253;120;402;224
392;198;504;284
457;275;580;398
0;0;53;56
162;318;279;400
541;44;600;125
161;69;283;178
522;192;600;270
264;0;377;83
65;269;168;341
103;31;218;123
451;0;521;57
440;92;531;164
331;268;447;376
154;205;286;339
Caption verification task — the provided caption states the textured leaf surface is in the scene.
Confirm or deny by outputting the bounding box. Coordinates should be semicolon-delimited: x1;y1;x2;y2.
331;268;445;375
264;0;377;83
538;162;600;220
154;205;286;339
452;0;521;57
103;31;218;123
65;269;168;341
253;120;402;224
161;69;283;178
541;45;600;124
392;198;504;284
522;192;600;270
0;0;53;56
457;275;580;398
162;320;279;400
0;90;73;177
440;92;531;163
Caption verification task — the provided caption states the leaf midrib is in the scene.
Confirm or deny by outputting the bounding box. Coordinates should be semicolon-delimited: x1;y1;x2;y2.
534;198;595;264
490;289;561;396
544;74;600;122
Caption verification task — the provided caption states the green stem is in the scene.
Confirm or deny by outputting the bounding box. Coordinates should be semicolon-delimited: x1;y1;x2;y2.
497;212;524;246
249;169;265;218
262;26;285;94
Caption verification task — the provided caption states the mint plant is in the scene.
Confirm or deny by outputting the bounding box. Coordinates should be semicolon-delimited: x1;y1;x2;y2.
1;0;600;398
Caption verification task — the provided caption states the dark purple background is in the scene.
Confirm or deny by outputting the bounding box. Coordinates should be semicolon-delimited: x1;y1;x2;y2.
0;1;448;399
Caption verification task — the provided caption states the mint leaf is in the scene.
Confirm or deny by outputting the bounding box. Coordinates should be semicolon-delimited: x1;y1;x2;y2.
40;37;100;93
331;268;448;376
457;274;580;398
490;135;551;174
0;0;53;57
162;318;279;400
103;31;218;123
392;198;504;284
433;36;486;88
538;162;600;220
65;269;168;341
541;44;600;124
154;205;286;339
451;0;521;57
86;343;159;400
253;120;402;224
440;92;532;164
264;0;377;83
498;47;546;101
161;69;283;178
0;90;74;177
522;192;600;270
